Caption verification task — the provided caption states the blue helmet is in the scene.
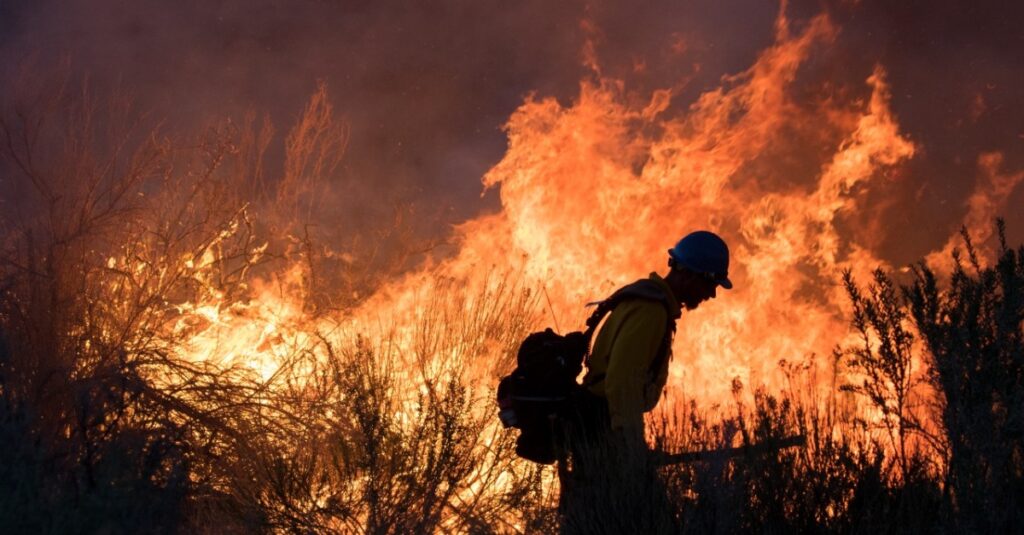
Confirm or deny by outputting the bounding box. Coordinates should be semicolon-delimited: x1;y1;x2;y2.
668;231;733;289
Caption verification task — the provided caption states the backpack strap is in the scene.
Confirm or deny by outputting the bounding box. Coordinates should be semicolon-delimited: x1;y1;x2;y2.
580;279;678;388
583;279;673;333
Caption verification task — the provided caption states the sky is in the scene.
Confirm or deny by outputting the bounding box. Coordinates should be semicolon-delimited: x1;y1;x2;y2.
1;0;1022;268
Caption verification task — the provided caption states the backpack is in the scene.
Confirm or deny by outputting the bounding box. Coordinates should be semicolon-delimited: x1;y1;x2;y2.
496;279;676;464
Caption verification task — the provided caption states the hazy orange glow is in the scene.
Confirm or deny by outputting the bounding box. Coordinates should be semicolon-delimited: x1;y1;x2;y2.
162;8;1018;444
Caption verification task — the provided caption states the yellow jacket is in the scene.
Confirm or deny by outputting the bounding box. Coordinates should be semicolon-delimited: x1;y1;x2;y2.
583;273;681;434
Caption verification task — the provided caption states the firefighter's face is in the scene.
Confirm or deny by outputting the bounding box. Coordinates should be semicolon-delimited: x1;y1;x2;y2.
682;275;718;310
668;265;719;310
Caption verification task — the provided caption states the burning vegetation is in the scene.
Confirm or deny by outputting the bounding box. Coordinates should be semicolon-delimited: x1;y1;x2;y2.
1;4;1023;534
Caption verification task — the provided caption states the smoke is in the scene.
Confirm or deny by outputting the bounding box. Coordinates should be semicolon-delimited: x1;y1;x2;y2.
1;0;1022;273
0;0;588;241
580;0;1024;264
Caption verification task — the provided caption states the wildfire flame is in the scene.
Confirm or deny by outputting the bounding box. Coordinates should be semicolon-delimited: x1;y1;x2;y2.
172;7;1019;432
351;11;914;407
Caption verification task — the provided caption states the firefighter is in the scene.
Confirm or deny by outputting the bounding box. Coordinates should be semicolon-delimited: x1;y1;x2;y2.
559;230;732;534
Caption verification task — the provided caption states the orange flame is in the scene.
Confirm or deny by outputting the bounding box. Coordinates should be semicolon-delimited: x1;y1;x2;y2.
351;11;920;409
175;8;1020;427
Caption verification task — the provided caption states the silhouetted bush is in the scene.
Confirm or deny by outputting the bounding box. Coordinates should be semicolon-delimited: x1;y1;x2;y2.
906;223;1024;533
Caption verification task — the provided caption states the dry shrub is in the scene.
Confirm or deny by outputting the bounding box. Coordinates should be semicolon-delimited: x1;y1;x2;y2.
0;67;252;533
0;67;556;533
906;223;1024;532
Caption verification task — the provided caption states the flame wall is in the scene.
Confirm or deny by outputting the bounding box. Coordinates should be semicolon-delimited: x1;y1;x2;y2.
3;1;1023;406
352;8;1021;407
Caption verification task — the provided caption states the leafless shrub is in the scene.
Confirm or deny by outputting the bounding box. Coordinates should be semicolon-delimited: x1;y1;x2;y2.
0;67;259;532
906;222;1024;532
839;268;936;480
